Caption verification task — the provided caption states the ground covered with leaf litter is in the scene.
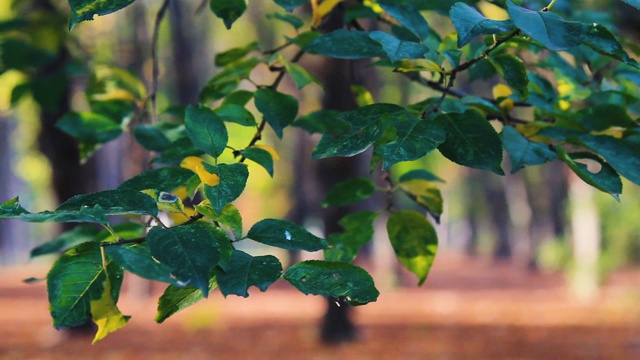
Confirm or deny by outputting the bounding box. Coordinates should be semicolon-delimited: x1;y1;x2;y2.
1;253;639;359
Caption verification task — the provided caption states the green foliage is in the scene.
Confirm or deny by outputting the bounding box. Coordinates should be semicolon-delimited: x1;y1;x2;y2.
2;0;640;342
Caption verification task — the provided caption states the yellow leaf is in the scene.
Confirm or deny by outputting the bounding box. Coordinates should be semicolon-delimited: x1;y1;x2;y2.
313;0;343;28
90;279;130;344
395;59;442;73
351;85;375;107
253;144;280;160
493;84;514;113
180;156;220;186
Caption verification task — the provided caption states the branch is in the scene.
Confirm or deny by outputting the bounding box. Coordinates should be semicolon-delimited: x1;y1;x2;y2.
101;238;145;247
149;0;171;125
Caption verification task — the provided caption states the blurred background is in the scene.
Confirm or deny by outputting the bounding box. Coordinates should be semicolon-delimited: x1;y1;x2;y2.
1;0;640;358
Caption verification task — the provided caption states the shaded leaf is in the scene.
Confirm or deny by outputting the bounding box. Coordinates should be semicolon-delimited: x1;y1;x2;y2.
105;244;180;286
185;104;228;158
322;178;377;208
557;147;622;200
387;210;438;285
377;115;445;169
215;104;256;126
57;189;158;217
195;202;243;240
247;219;328;251
273;0;307;12
240;147;275;177
436;110;504;175
303;29;386;59
293;109;350;135
324;211;378;263
489;54;528;99
577;104;637;131
283;260;379;306
313;104;406;159
450;2;514;48
118;167;195;192
501;126;556;173
398;169;445;183
31;225;100;258
379;2;430;43
216;250;282;297
577;134;640;187
56;112;122;144
254;88;299;139
147;223;228;297
0;197;108;224
202;163;249;214
369;31;428;62
215;42;257;66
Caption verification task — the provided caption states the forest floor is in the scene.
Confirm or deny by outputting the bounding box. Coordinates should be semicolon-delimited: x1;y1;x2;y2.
1;253;639;360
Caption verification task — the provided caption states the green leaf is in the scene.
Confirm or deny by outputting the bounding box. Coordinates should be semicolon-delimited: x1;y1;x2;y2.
313;104;406;159
266;12;304;29
194;203;243;240
105;243;180;285
31;225;100;258
215;104;256;126
273;0;307;12
68;0;136;30
57;189;158;217
501;126;556;173
506;0;584;51
216;250;282;297
146;223;226;297
155;277;218;323
185;104;228;158
293;110;350;135
576;104;637;131
377;115;446;169
254;88;299;139
47;242;123;328
398;169;445;183
369;31;428;62
240;147;275;177
436;110;504;175
133;124;172;151
222;90;254;107
247;219;328;251
387;210;438;285
556;147;622;200
118;167;195;192
283;260;379;306
577;134;640;187
155;138;204;164
621;0;640;10
0;39;54;74
398;180;443;223
322;178;377;208
303;29;386;59
210;0;247;29
450;2;514;48
489;54;528;99
215;42;257;66
0;198;108;224
281;56;321;90
56;112;122;144
378;2;430;43
0;197;29;217
582;23;639;68
203;163;249;214
96;222;145;243
324;211;378;263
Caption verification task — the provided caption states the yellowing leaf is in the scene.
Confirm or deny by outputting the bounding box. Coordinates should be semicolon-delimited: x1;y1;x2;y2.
351;85;375;107
313;0;343;28
395;59;442;73
180;156;205;173
180;156;220;186
90;88;138;102
90;279;130;344
253;144;280;160
493;84;514;112
196;167;220;187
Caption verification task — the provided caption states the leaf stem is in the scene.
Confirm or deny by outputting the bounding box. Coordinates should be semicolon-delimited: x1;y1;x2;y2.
542;0;557;12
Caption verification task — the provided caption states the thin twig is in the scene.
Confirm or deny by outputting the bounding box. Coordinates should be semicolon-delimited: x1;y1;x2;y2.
149;0;171;125
101;238;146;247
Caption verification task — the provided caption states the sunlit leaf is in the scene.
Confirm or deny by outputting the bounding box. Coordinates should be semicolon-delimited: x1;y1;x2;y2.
90;278;130;343
324;211;378;263
195;202;243;240
68;0;136;30
387;210;438;285
450;2;514;48
155;277;218;323
202;163;249;214
398;179;443;223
